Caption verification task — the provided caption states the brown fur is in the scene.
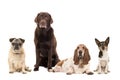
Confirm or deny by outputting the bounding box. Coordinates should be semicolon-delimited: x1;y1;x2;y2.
73;49;79;65
82;46;90;65
34;12;60;71
73;44;90;68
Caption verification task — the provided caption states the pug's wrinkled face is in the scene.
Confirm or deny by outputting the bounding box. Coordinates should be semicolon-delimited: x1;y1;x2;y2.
9;38;25;54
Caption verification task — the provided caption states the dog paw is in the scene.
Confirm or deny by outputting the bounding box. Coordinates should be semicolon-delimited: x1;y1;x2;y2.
105;72;108;74
28;69;32;72
108;70;110;73
87;72;94;75
98;72;101;74
48;69;54;72
34;68;39;71
66;72;72;75
9;71;14;74
25;67;31;72
22;71;27;74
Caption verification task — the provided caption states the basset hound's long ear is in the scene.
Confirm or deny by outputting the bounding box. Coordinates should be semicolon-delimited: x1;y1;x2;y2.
73;49;79;65
83;47;90;65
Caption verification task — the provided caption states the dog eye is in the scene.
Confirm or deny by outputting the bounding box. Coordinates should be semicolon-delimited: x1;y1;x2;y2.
19;43;22;46
82;46;84;49
12;43;15;45
98;43;102;46
77;47;79;49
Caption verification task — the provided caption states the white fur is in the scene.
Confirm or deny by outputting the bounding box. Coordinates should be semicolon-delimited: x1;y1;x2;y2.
53;57;92;74
95;50;109;74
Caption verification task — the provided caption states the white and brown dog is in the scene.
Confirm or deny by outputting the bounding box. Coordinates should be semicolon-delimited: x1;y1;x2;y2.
8;38;31;74
52;44;93;75
94;37;110;74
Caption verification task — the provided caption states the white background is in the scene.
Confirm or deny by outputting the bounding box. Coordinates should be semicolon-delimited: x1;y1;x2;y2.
0;0;120;80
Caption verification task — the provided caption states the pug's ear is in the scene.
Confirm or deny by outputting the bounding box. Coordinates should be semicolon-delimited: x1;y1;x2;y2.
9;38;15;42
19;38;25;43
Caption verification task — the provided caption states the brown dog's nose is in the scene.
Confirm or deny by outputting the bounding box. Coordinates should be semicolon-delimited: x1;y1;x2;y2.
40;20;46;25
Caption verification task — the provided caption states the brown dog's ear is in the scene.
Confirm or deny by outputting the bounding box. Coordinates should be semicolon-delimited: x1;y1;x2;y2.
9;38;15;42
50;15;53;24
83;47;90;65
105;37;110;46
95;38;100;46
34;13;40;23
19;38;25;43
73;49;79;65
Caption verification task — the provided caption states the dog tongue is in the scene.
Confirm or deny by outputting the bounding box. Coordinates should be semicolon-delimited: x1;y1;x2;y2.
40;25;47;28
79;56;82;59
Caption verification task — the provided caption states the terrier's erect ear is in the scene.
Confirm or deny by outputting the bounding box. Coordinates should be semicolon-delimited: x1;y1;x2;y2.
95;38;100;46
105;37;110;46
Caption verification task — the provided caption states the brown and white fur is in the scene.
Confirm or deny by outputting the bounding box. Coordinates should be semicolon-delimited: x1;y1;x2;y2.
52;44;93;75
94;37;110;74
8;38;31;74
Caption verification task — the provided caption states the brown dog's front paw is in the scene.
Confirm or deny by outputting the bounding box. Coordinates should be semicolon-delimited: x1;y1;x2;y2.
34;67;39;71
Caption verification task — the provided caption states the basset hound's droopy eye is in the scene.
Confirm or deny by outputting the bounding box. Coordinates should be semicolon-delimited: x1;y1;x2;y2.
82;46;85;49
77;46;79;49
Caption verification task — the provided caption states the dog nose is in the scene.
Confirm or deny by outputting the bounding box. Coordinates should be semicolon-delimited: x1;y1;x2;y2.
79;51;82;54
102;46;105;50
14;45;19;50
79;51;82;59
14;47;19;50
40;20;46;25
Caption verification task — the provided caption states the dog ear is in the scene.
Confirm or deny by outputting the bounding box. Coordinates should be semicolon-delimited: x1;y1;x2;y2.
50;15;53;24
9;38;15;42
19;38;25;43
73;49;79;65
105;37;110;46
34;13;40;23
83;47;90;65
95;38;100;46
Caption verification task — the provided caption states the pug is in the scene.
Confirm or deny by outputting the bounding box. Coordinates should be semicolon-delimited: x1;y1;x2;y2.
8;38;31;74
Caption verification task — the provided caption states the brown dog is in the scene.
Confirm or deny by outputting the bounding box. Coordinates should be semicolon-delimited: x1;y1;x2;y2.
34;12;60;71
